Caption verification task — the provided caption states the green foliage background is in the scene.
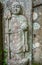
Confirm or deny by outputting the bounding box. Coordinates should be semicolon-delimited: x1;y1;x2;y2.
3;49;7;65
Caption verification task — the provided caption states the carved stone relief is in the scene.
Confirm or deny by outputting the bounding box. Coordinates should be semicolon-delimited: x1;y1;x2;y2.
4;2;30;65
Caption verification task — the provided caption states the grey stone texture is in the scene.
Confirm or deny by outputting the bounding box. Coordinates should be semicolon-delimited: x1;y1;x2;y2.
33;5;42;63
3;1;32;65
0;0;42;64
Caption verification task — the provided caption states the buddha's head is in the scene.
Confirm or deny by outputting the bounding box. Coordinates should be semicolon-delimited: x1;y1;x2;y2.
11;2;21;15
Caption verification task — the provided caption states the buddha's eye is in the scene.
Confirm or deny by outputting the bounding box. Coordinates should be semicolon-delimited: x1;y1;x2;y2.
14;5;20;8
12;5;20;9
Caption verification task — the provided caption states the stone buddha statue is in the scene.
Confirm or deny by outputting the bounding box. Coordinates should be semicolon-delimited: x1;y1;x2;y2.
4;2;29;65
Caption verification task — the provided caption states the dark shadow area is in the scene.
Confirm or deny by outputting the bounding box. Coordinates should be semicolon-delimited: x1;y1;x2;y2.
0;2;4;65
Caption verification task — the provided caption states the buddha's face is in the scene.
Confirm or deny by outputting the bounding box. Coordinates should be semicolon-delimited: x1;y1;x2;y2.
11;2;21;14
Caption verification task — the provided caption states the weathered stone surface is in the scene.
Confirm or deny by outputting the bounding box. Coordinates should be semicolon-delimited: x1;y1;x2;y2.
33;6;42;63
33;47;41;62
4;1;29;65
1;0;42;64
33;0;42;6
11;2;21;14
8;14;28;65
33;22;40;30
1;0;32;65
5;19;9;33
33;12;38;21
4;8;11;19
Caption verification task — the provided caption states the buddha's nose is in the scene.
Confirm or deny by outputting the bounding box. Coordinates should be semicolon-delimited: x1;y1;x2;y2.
15;9;17;11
